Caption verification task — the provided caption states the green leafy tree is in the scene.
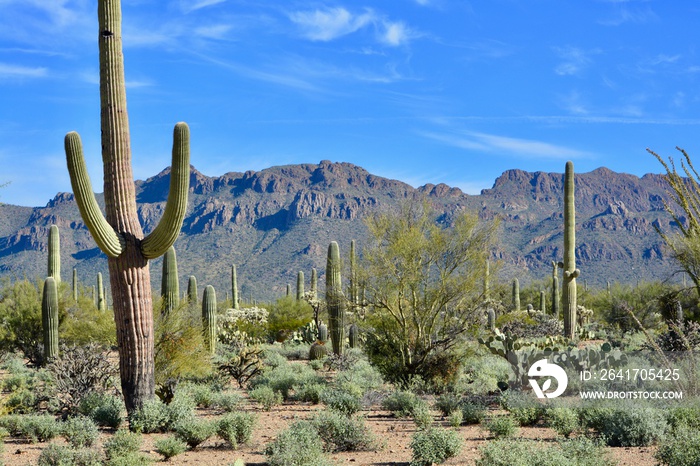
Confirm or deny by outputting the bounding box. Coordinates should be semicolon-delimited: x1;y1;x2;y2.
267;295;314;342
360;200;498;387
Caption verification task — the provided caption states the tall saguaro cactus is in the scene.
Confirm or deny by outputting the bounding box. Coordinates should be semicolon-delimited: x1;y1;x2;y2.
296;271;304;300
97;272;106;311
161;246;180;314
349;239;358;307
231;265;239;310
512;278;520;312
187;276;198;304
310;268;317;300
202;285;217;355
72;268;78;301
63;0;190;413
562;161;580;339
42;277;59;362
326;241;346;355
48;225;61;283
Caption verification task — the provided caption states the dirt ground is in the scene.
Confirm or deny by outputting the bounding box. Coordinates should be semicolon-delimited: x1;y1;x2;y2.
1;391;659;466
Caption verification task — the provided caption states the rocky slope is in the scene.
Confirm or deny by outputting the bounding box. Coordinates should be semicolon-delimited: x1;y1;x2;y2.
0;161;682;302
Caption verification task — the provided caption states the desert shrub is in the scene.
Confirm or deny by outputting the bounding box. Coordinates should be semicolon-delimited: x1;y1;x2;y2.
499;312;563;339
77;392;123;428
381;390;427;418
413;403;434;430
545;407;580;438
455;351;512;396
251;359;322;400
655;425;700;466
653;319;700;351
0;354;51;414
309;410;377;452
294;382;326;404
309;358;325;371
333;354;385;394
476;437;614;466
103;429;142;461
128;399;169;433
211;391;242;412
13;414;60;443
106;453;153;466
461;401;487;425
155;436;188;460
174;417;216;449
218;306;269;346
47;343;118;414
409;427;462;466
499;390;544;426
434;393;461;416
264;420;332;466
447;410;463;427
267;296;314;342
581;403;667;447
483;416;518;439
60;297;117;347
320;387;362;416
217;345;264;388
249;385;283;411
37;443;103;466
62;415;100;448
217;412;256;449
667;399;700;430
0;278;45;365
179;382;216;408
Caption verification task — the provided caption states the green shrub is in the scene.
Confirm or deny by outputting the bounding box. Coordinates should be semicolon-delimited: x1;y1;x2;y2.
16;414;60;443
581;403;667;447
309;410;377;452
77;392;123;428
62;415;100;448
409;427;462;466
483;416;518;439
128;399;168;433
545;407;580;438
434;393;461;416
155;436;188;460
249;385;283;411
461;402;487;425
294;382;326;404
456;353;512;396
267;296;314;341
655;425;700;466
211;391;242;412
252;359;322;400
320;387;362;416
37;443;103;466
217;412;256;449
381;390;425;418
103;429;142;461
476;437;615;466
264;420;332;466
174;417;216;449
413;403;434;430
448;410;463;427
0;278;45;365
499;390;543;426
309;358;325;371
106;453;153;466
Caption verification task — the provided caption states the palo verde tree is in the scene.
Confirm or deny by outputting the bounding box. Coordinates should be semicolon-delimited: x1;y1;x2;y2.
63;0;189;413
360;200;498;387
649;147;700;297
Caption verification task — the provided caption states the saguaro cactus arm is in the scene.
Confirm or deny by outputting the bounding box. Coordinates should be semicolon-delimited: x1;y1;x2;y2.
65;132;124;258
141;122;190;259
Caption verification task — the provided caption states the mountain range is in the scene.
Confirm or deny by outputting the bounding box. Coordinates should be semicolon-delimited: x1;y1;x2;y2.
0;160;683;303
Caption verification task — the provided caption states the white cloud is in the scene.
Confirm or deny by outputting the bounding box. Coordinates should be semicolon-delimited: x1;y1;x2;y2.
194;24;233;40
381;21;410;46
179;0;226;14
553;46;600;76
289;7;374;41
0;62;47;78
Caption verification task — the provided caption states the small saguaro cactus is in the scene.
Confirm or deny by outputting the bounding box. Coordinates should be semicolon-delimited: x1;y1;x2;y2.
48;225;61;283
97;272;106;311
286;283;291;297
63;0;190;413
296;271;304;301
231;264;239;310
309;322;329;360
187;275;198;304
539;290;546;314
512;278;520;312
310;268;318;300
551;261;561;318
326;241;346;355
72;268;78;301
487;308;496;332
318;323;328;342
161;246;180;314
348;323;359;348
202;285;217;355
42;277;59;362
562;161;580;339
349;239;358;307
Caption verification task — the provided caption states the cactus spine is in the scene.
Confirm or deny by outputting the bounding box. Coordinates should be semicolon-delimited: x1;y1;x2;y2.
63;0;191;412
72;268;78;301
562;161;580;339
231;265;239;310
161;246;180;314
310;268;317;300
326;241;345;355
187;276;198;304
42;277;59;362
48;225;61;283
97;272;106;311
512;278;520;312
202;285;217;355
297;271;304;300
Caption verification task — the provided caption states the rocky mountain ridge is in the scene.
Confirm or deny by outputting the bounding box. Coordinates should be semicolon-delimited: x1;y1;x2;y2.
0;160;683;302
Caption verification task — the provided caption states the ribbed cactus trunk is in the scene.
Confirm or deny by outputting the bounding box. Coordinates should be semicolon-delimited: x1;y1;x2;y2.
512;278;520;312
187;276;198;304
487;308;496;332
326;241;345;355
161;246;179;314
72;268;78;301
296;271;304;300
348;323;359;348
551;261;560;317
539;290;546;314
97;272;106;311
484;259;490;300
231;265;239;310
349;239;357;307
202;285;217;355
42;277;59;362
48;225;61;283
310;268;317;300
562;161;580;339
63;0;190;413
286;283;291;297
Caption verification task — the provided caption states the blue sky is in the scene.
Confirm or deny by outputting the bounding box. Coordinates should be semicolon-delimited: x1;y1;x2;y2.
1;0;699;207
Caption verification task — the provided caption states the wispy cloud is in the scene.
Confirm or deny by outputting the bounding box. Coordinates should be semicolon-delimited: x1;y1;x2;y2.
380;21;412;46
0;62;47;78
419;129;591;159
598;1;658;26
179;0;227;14
194;24;234;40
289;7;374;41
553;46;600;76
